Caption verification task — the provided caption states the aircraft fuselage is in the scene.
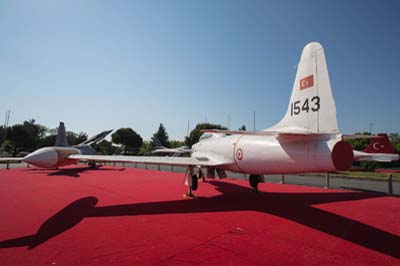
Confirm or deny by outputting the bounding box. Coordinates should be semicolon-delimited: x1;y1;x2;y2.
192;133;353;174
22;146;90;168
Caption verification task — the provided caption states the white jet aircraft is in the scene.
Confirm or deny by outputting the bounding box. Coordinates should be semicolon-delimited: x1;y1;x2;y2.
1;42;358;194
150;136;191;156
0;122;112;168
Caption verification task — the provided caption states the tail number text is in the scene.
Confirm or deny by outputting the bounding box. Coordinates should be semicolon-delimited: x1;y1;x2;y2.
290;96;320;116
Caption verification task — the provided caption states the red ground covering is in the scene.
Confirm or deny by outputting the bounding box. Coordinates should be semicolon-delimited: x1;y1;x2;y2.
375;169;400;173
0;166;399;266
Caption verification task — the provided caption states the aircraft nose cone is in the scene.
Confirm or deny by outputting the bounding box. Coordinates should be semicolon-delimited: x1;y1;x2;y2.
23;147;59;168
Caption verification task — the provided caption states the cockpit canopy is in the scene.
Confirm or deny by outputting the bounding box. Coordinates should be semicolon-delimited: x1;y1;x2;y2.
199;133;226;141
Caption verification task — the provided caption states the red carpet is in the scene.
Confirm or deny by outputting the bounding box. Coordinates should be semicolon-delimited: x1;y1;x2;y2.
0;166;399;266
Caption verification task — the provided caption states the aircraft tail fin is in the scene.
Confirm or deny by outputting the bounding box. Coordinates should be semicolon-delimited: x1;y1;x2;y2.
266;42;339;134
363;134;395;154
79;129;113;145
55;122;69;147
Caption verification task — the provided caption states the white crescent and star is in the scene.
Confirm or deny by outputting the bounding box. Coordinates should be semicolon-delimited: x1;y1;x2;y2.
301;79;308;88
372;142;384;151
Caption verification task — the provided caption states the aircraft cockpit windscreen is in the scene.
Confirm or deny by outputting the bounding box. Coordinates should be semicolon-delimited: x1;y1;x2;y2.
199;133;213;141
199;133;227;141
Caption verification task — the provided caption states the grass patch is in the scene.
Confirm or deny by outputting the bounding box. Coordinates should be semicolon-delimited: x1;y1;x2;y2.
303;171;400;181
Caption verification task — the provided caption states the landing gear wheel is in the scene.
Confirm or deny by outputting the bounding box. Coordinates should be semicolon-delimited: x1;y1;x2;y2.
249;175;260;192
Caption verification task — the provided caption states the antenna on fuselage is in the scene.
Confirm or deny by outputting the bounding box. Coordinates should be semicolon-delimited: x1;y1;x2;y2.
253;111;256;131
2;110;10;144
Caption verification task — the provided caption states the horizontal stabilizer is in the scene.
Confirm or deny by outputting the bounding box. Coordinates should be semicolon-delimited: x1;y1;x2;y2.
342;135;384;140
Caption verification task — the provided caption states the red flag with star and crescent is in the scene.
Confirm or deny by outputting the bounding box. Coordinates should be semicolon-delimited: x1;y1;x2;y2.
300;75;314;90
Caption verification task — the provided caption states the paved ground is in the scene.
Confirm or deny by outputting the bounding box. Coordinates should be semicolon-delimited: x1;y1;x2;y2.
1;162;399;195
0;166;399;266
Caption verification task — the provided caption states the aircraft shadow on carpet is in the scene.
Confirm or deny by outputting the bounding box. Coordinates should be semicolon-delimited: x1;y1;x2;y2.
23;166;126;178
0;181;398;259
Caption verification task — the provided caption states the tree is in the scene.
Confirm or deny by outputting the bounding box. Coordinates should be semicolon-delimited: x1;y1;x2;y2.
8;124;35;154
67;131;88;145
345;132;371;151
138;141;153;156
112;128;143;154
23;119;47;147
0;140;15;156
5;119;47;154
93;140;117;155
39;134;57;148
185;123;227;147
151;123;170;148
389;133;400;153
38;128;88;147
170;140;186;148
239;125;247;131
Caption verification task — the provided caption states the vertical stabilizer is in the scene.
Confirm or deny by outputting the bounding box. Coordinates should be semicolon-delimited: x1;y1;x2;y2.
363;134;395;154
55;122;69;147
267;42;339;134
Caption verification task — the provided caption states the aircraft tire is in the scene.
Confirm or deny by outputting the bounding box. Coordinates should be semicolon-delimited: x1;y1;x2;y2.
249;174;259;188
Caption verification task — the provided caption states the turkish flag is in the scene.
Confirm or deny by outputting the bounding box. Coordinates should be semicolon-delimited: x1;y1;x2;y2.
300;75;314;90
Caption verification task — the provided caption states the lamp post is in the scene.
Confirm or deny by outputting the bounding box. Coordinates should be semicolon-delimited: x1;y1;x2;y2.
253;111;256;132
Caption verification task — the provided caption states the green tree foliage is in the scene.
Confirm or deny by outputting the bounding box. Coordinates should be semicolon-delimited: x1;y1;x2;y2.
239;125;247;131
151;123;170;148
394;143;400;154
23;119;47;144
112;128;143;154
170;140;186;148
360;161;387;170
5;119;47;155
67;131;88;145
138;141;153;156
185;123;227;147
345;131;371;150
0;125;5;143
38;128;87;147
39;134;57;147
389;133;400;153
93;140;117;155
0;140;15;156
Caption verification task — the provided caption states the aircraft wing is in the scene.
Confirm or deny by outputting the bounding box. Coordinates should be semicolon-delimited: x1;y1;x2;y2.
69;154;232;167
0;157;23;163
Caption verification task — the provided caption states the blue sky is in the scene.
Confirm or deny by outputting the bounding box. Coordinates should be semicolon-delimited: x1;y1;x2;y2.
1;0;399;140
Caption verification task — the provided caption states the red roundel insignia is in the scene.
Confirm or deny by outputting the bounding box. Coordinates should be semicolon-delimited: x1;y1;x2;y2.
236;148;243;160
